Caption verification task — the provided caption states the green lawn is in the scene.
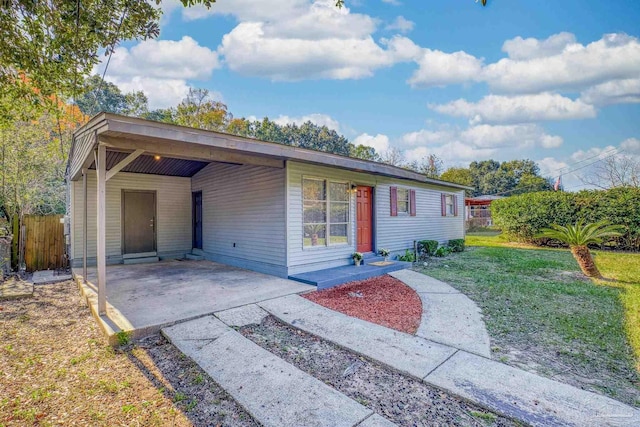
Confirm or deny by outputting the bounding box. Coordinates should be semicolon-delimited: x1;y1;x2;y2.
416;233;640;406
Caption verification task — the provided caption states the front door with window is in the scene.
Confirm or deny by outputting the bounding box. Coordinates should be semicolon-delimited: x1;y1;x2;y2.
122;190;156;254
356;186;373;253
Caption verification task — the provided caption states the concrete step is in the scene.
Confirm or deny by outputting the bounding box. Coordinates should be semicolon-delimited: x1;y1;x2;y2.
122;256;159;265
191;248;204;256
185;253;204;261
162;316;389;427
288;262;412;290
260;294;640;427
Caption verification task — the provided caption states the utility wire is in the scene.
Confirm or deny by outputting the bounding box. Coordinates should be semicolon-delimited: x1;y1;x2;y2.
91;4;129;115
484;149;624;197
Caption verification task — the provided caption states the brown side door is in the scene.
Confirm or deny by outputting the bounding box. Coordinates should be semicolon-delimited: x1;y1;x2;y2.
122;190;156;254
356;186;373;253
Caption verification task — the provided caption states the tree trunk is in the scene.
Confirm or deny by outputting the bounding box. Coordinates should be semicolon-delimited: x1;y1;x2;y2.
571;245;601;278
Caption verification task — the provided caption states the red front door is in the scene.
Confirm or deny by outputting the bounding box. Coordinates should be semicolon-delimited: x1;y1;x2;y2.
356;186;373;253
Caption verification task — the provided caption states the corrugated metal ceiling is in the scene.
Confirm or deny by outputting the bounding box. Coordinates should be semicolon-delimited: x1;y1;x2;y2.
89;150;209;177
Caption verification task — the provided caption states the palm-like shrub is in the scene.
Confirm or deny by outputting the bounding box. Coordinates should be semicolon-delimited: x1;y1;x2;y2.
537;220;624;278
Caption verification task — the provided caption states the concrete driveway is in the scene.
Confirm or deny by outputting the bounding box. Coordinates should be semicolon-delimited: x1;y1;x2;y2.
80;260;313;335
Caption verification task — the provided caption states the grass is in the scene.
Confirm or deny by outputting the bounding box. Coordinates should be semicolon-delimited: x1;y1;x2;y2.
416;232;640;406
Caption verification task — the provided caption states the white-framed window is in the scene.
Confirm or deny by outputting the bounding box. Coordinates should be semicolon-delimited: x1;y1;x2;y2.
397;188;409;214
441;193;458;216
303;178;350;247
445;194;455;215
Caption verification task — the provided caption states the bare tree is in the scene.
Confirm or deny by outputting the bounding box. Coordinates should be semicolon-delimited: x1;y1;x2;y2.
379;147;405;167
580;154;640;189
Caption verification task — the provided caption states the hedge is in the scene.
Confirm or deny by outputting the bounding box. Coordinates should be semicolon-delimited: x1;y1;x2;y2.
491;188;640;251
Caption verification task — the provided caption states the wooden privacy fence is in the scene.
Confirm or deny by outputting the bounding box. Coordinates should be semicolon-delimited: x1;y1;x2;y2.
23;214;65;272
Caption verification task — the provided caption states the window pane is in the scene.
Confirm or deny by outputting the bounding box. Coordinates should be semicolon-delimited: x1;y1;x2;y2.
397;201;409;213
303;179;326;201
303;202;326;223
330;202;349;223
304;224;326;247
329;224;348;244
329;182;349;202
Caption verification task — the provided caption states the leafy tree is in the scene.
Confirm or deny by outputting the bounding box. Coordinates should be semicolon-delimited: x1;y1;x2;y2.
441;167;473;195
0;0;220;124
537;220;623;278
74;75;149;117
350;145;381;162
143;108;175;123
172;88;232;131
468;159;551;196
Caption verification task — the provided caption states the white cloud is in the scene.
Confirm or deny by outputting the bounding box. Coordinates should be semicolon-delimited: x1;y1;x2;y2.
273;113;341;131
192;0;417;81
97;36;220;109
353;133;390;153
570;145;618;163
381;0;402;5
483;33;640;93
107;36;219;80
400;123;562;164
580;78;640;106
105;76;191;110
219;22;413;80
502;32;577;60
430;93;597;124
182;0;309;22
621;137;640;154
386;16;414;34
407;48;484;88
406;32;640;108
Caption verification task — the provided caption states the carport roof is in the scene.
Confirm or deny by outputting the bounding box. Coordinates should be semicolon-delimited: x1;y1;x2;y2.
69;112;471;190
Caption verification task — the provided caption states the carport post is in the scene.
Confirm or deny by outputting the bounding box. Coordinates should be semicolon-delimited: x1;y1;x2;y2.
95;145;107;315
82;168;87;283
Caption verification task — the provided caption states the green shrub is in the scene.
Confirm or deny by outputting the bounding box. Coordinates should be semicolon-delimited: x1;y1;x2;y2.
492;188;640;251
397;249;415;262
434;247;451;257
447;239;465;252
417;240;439;259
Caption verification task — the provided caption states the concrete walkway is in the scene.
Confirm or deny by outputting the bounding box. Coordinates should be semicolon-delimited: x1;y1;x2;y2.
389;269;491;357
162;315;396;427
259;293;640;427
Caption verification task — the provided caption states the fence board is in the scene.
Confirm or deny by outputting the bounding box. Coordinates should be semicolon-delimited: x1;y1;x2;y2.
23;215;65;272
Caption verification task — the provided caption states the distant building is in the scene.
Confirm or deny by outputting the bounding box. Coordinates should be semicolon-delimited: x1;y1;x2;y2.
465;195;503;230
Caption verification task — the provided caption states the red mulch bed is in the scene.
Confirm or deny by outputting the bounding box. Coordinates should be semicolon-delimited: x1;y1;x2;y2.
302;276;422;334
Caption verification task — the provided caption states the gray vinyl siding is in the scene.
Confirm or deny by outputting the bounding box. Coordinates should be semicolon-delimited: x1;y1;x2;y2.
287;161;464;275
69;131;96;180
70;171;192;265
191;163;287;277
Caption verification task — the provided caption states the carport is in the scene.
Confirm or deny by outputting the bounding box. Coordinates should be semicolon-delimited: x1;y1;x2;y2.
73;260;313;338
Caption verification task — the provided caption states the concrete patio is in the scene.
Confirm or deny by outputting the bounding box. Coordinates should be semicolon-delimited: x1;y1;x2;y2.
73;260;314;341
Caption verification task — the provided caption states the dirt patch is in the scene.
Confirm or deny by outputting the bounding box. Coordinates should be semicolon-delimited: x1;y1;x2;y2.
241;316;518;427
0;281;257;426
303;275;422;334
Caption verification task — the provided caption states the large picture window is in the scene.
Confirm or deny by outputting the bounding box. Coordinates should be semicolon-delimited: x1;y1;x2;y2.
303;178;350;247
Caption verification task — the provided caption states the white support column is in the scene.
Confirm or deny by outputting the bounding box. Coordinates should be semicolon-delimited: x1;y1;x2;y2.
82;168;87;283
95;145;107;315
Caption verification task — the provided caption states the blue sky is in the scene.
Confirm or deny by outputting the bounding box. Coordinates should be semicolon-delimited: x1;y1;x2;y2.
101;0;640;190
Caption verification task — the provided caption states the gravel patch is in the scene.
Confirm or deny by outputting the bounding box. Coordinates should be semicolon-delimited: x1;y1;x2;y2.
303;275;422;334
241;316;521;427
0;281;258;427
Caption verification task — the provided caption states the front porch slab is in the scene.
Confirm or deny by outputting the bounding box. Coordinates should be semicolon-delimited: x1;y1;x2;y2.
289;257;412;290
73;260;314;342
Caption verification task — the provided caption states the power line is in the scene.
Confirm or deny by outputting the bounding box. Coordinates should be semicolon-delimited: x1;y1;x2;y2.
484;149;624;197
91;4;129;114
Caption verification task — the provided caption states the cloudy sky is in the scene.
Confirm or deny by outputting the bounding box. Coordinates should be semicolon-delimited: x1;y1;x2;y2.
101;0;640;190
